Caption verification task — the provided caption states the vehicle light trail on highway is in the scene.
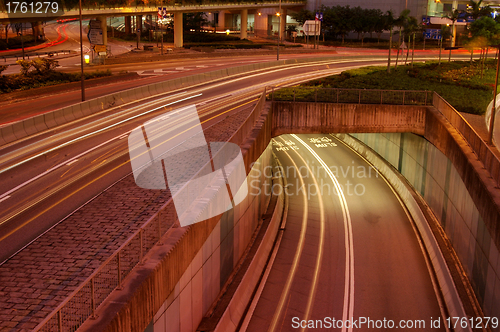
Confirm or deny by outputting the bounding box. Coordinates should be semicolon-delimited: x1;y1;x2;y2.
268;138;309;332
277;136;326;332
292;134;355;332
0;98;256;238
0;93;202;199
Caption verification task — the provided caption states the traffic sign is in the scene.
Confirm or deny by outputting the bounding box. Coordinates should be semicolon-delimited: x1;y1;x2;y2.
93;44;107;53
89;20;101;29
424;28;441;40
88;28;103;45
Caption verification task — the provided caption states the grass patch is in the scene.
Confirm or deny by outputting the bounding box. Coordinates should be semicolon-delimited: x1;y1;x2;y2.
274;61;498;114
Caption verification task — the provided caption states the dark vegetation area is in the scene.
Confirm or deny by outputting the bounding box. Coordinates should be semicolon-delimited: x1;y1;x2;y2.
0;58;111;93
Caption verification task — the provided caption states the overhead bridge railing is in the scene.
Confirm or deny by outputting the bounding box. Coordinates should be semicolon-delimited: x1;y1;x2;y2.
433;92;500;188
0;0;304;14
269;87;434;106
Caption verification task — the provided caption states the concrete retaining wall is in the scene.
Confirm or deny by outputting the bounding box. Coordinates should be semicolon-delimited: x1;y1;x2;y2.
213;156;285;332
271;102;427;137
349;132;500;329
149;144;275;332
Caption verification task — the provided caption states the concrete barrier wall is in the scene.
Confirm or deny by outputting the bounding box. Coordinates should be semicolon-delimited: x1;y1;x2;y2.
150;145;277;332
334;132;471;331
271;102;427;137
213;155;285;332
349;132;500;329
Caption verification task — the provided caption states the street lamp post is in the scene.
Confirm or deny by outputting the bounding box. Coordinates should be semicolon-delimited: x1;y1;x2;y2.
277;0;281;61
78;0;85;101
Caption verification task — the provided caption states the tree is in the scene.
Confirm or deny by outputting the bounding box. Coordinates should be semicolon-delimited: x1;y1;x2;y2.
468;16;500;74
385;10;395;73
351;7;365;43
403;16;419;66
290;9;314;25
467;0;492;20
335;5;354;44
445;9;462;47
183;12;207;32
394;9;410;69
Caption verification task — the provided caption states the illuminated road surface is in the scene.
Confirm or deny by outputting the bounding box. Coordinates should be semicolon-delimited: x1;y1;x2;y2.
0;58;391;262
244;134;445;332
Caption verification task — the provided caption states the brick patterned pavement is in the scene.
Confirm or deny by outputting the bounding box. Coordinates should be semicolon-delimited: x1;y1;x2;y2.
0;106;253;332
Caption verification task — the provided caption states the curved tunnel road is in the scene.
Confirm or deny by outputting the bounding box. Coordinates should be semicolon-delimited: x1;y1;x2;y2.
245;133;446;332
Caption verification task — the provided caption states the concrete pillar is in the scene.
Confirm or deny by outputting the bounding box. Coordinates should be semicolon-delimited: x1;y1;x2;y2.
100;18;107;46
174;12;183;48
136;15;142;33
125;16;131;34
240;9;248;39
33;21;43;40
279;8;286;42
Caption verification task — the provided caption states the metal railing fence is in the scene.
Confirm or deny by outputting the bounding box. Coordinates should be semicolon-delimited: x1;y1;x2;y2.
433;92;500;188
33;90;267;332
270;87;433;106
270;86;499;187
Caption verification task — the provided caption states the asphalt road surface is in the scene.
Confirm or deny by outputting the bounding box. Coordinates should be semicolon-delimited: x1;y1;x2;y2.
244;133;446;332
0;58;394;262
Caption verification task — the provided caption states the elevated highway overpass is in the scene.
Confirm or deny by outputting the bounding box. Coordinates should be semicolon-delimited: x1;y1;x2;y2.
0;0;305;47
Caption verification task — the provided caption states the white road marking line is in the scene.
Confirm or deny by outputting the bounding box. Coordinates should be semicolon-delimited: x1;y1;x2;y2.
282;136;325;331
292;134;355;332
0;92;200;199
268;138;309;332
66;159;79;166
197;94;232;106
0;196;10;203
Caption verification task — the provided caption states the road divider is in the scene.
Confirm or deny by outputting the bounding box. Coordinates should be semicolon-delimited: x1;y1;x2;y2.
0;55;379;148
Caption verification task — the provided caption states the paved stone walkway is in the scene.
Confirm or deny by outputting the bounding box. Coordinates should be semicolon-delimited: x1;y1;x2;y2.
0;106;253;332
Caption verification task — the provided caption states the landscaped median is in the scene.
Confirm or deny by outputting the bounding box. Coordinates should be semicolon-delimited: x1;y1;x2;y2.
272;61;499;115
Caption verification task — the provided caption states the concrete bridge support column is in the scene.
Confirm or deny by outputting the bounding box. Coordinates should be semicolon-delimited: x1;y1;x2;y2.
125;16;131;34
240;9;248;39
174;12;183;48
33;21;43;41
280;8;286;42
136;15;143;33
100;18;107;47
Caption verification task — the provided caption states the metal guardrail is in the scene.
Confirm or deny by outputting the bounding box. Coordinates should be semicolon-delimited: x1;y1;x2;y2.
1;50;72;62
270;87;433;106
433;92;500;188
33;90;268;332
